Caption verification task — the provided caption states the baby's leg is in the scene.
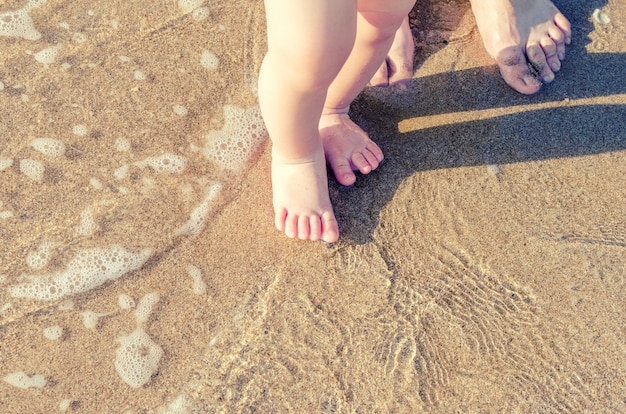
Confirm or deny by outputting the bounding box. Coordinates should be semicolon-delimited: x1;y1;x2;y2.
370;16;415;88
259;0;358;242
471;0;571;95
320;0;416;186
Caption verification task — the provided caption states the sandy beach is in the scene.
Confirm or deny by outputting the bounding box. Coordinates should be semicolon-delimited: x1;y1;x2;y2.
1;0;625;412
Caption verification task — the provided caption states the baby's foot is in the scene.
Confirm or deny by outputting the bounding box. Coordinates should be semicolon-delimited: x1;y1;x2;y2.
471;0;572;94
370;16;415;89
319;112;384;186
271;148;339;243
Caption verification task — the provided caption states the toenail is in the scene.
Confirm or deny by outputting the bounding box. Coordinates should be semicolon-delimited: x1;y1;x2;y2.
543;73;555;83
550;62;560;71
523;75;540;86
558;51;565;60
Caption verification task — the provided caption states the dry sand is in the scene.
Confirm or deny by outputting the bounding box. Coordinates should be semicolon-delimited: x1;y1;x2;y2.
1;0;625;412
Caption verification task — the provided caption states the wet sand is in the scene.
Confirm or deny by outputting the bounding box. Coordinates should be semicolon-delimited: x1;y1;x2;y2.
1;0;625;412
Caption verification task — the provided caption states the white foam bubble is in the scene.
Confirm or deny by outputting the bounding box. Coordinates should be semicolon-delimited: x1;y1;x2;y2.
73;124;88;137
0;81;4;90
19;158;44;181
175;182;222;236
114;328;163;388
115;137;131;152
134;292;159;325
173;105;188;116
74;206;98;237
192;7;209;21
58;299;74;311
58;22;70;30
26;241;57;270
135;153;187;174
9;245;152;301
61;62;72;70
0;0;47;41
89;177;103;190
118;293;135;309
159;395;188;414
0;211;14;219
71;32;87;43
113;164;129;180
43;325;64;340
0;157;13;171
200;50;218;70
178;0;205;13
3;372;47;389
59;399;73;412
186;265;206;295
34;45;61;65
134;70;146;81
81;310;103;330
31;137;66;157
203;105;267;171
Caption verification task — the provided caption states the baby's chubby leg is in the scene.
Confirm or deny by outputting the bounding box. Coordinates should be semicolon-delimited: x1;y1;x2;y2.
321;0;416;186
258;0;358;242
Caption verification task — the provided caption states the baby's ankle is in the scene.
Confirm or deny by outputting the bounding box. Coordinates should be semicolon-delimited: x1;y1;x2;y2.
322;105;350;116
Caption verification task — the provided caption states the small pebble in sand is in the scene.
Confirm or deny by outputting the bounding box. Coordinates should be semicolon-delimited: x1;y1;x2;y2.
592;8;610;25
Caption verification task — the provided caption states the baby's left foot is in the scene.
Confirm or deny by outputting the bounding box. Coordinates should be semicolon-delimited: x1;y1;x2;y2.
319;112;384;186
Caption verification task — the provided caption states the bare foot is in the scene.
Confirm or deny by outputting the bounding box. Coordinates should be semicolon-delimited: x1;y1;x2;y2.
370;16;415;89
271;148;339;243
319;112;384;186
471;0;572;95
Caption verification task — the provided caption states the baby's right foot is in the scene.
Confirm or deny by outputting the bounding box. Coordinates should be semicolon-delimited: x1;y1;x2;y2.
271;148;339;243
319;112;384;186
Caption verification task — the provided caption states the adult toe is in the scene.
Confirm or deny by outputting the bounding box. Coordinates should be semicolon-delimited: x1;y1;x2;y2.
527;43;554;83
495;46;542;95
540;36;561;72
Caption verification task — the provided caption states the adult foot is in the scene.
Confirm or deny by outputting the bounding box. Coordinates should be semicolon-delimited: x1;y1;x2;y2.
319;112;384;186
271;148;339;243
471;0;571;95
370;16;415;89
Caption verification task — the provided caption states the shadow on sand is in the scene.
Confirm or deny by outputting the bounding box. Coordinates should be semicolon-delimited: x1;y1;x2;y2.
333;0;624;244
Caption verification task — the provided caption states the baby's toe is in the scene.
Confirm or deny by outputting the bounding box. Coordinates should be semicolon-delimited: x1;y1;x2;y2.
297;215;310;240
284;214;298;239
309;216;322;241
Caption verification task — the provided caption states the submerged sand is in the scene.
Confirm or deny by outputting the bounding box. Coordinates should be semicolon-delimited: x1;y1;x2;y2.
1;0;625;412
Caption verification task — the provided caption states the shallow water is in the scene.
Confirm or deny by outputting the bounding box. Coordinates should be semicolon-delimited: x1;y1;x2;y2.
2;0;626;412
